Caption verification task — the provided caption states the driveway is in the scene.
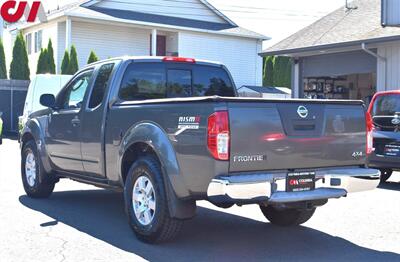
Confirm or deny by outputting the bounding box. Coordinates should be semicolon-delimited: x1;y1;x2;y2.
1;138;399;262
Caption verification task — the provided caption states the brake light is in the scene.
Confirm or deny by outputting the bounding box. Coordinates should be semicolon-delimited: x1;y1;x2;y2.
207;111;230;160
366;111;374;155
163;57;196;63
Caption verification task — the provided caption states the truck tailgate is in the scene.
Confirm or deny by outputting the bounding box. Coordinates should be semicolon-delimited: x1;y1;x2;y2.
228;101;367;172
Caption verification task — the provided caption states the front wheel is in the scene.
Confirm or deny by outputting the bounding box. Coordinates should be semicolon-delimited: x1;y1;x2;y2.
21;140;55;198
380;169;393;183
124;156;183;243
260;205;316;226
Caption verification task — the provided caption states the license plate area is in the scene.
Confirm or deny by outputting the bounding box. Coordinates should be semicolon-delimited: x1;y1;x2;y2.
286;171;315;192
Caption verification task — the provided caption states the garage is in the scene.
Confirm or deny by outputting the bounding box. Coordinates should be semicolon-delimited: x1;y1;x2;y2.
301;50;377;104
261;0;400;103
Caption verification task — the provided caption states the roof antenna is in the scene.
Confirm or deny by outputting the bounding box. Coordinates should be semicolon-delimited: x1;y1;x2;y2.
345;0;358;10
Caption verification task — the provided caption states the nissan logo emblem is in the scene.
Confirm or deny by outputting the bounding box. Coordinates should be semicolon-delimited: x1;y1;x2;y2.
297;106;308;118
392;117;400;125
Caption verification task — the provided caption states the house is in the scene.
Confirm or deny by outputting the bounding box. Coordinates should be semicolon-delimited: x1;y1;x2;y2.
261;0;400;104
237;86;291;99
5;0;267;88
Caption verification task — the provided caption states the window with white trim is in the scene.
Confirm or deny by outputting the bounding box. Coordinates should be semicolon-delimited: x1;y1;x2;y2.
25;33;32;55
34;30;42;53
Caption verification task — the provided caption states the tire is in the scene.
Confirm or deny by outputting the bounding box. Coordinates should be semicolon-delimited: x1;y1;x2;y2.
380;169;393;183
21;140;55;198
124;156;183;243
260;205;316;226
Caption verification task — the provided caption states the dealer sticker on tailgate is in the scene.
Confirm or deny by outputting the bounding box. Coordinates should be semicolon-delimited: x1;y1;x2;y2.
286;171;316;192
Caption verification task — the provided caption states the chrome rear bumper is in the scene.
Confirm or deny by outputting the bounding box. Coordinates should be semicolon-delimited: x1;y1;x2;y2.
207;168;380;204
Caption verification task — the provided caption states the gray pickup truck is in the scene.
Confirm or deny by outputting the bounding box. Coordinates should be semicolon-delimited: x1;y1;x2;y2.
20;56;380;243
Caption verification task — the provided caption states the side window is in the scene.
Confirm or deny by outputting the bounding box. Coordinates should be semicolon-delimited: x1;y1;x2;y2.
193;66;235;97
61;70;93;109
25;34;32;55
88;63;115;109
119;63;166;101
34;30;42;53
167;69;192;98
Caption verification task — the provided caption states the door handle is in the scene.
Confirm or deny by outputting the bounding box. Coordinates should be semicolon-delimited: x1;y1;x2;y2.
71;117;81;126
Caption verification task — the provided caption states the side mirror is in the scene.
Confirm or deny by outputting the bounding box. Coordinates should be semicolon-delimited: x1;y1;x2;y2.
40;94;56;109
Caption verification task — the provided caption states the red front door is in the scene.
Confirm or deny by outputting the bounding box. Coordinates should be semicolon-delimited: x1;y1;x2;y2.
150;35;166;56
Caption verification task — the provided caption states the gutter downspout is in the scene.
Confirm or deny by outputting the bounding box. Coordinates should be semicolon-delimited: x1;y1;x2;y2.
361;43;386;91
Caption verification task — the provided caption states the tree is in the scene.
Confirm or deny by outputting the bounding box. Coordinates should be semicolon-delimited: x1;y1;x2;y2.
61;50;70;75
36;48;48;74
283;58;292;88
0;38;7;79
47;39;56;74
87;50;99;64
272;56;280;86
10;33;30;80
273;56;291;87
67;45;79;74
263;56;274;86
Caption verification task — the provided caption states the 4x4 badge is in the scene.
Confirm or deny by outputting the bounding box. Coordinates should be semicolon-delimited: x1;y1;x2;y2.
297;106;308;118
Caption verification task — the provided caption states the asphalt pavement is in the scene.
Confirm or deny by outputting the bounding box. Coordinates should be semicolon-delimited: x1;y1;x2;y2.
1;138;399;262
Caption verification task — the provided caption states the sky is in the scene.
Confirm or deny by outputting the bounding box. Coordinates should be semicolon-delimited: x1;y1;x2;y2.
208;0;346;49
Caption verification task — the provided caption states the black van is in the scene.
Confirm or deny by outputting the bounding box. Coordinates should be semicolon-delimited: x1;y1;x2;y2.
368;91;400;182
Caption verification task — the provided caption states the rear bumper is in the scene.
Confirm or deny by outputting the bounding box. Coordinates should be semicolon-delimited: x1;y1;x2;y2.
368;154;400;170
207;168;380;204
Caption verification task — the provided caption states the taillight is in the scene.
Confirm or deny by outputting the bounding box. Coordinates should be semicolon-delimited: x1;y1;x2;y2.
207;111;230;160
366;111;374;155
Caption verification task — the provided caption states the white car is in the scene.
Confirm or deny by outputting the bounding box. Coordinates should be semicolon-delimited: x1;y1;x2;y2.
19;74;72;134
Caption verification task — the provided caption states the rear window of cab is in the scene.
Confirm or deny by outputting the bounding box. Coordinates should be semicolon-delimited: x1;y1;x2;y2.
118;62;235;101
372;94;400;116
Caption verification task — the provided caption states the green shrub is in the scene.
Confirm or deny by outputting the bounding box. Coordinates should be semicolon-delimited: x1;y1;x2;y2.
10;33;30;80
47;39;56;74
0;39;7;79
36;48;48;74
263;56;274;86
67;45;79;74
87;50;99;64
61;50;70;75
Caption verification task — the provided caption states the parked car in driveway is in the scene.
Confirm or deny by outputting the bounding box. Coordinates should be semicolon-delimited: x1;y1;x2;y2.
367;90;400;182
20;56;380;243
18;74;72;136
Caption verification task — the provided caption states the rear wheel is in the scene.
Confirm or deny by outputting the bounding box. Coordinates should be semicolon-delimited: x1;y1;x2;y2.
124;156;183;243
380;169;393;183
260;205;316;226
21;140;55;198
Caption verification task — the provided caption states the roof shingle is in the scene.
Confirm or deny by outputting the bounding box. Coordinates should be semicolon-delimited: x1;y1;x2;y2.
262;0;400;55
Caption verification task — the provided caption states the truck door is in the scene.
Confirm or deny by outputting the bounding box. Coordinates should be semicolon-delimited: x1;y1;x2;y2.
80;63;116;177
47;69;94;173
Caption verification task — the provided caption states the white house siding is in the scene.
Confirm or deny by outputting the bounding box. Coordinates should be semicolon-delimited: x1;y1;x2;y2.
71;21;150;69
93;0;226;24
57;22;66;73
178;31;263;87
377;41;400;91
22;21;59;76
165;32;179;56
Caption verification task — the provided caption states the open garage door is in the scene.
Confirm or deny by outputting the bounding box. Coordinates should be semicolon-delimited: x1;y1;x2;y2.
301;50;377;105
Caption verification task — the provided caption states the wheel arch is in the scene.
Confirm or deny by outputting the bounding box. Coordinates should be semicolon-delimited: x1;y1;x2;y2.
119;122;195;219
21;119;52;174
